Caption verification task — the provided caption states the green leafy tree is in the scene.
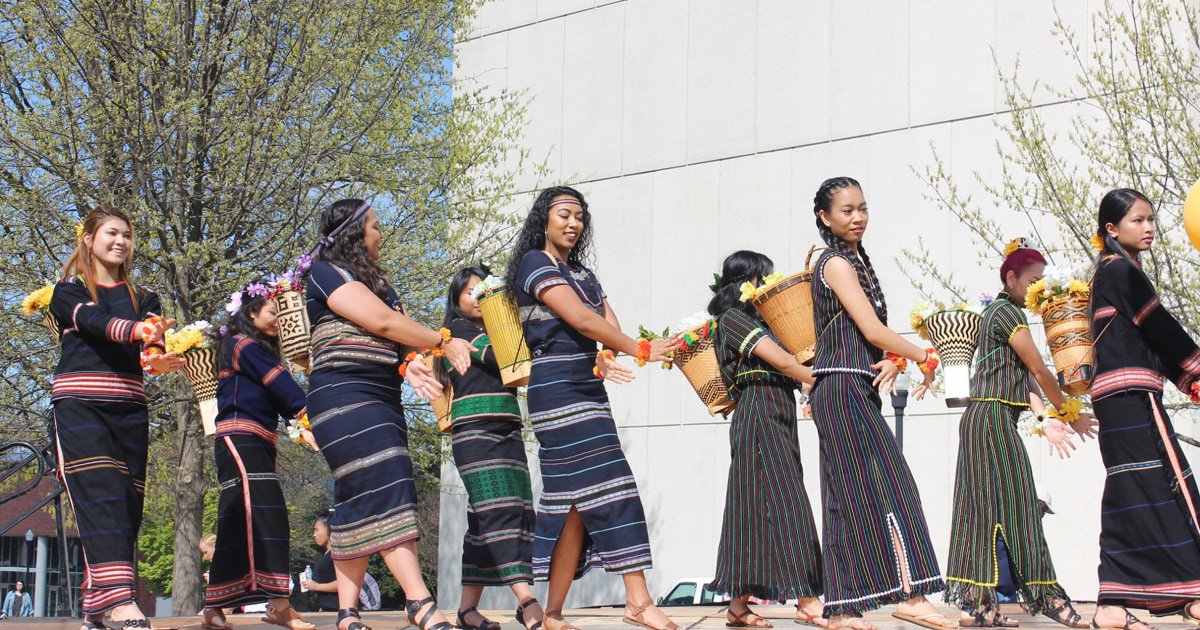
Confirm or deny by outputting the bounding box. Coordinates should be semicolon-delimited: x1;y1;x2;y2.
0;0;527;613
910;0;1200;337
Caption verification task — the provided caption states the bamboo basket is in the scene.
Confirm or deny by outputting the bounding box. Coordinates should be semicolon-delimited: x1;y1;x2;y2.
923;310;983;408
42;311;60;339
674;323;735;417
478;287;531;387
431;386;454;433
274;290;311;372
1041;295;1094;396
180;347;220;436
751;247;822;364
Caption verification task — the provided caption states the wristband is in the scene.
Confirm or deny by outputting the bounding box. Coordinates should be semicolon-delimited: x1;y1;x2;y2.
885;352;908;373
635;338;652;367
917;348;939;374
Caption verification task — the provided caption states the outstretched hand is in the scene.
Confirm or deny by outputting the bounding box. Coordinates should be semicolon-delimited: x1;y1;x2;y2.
405;359;444;401
597;351;635;384
1070;412;1099;441
911;369;937;401
871;359;899;394
1044;418;1077;459
147;350;186;373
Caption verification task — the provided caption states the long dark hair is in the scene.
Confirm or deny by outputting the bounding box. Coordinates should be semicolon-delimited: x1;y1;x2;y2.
315;198;389;298
433;266;487;386
708;251;774;317
813;176;888;323
217;278;284;368
1094;188;1153;266
503;186;593;302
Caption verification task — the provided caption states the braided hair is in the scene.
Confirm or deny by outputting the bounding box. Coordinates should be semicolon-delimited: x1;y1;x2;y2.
812;176;888;323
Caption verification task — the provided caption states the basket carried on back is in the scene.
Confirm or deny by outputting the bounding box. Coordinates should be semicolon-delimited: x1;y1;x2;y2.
274;290;311;372
181;347;220;436
923;310;982;408
478;287;531;387
674;323;734;417
431;386;454;433
1041;295;1094;396
751;247;822;364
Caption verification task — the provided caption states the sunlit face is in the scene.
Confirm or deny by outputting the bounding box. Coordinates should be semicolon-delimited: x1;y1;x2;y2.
819;186;868;244
1107;199;1155;255
458;275;483;322
363;208;382;261
250;300;279;337
1007;261;1045;303
86;217;133;270
545;195;585;254
312;520;330;547
199;542;214;561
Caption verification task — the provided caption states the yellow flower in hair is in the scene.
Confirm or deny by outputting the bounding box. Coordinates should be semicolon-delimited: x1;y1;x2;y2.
1002;237;1027;258
1089;234;1104;252
739;282;758;302
75;223;84;243
1066;279;1090;296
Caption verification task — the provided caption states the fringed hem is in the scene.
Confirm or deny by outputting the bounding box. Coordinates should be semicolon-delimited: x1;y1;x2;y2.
707;579;821;602
945;580;1067;616
824;576;945;617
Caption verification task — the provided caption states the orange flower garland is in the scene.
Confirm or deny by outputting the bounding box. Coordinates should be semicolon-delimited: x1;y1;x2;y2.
885;352;908;373
917;348;940;374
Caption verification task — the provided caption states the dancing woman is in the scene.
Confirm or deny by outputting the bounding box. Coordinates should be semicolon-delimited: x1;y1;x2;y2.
945;240;1094;628
707;251;826;629
304;199;472;630
435;267;543;630
806;177;953;630
1088;189;1200;630
49;206;182;630
504;186;678;630
201;281;318;630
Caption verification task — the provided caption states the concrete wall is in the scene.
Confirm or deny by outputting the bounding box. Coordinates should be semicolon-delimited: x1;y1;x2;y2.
439;0;1198;610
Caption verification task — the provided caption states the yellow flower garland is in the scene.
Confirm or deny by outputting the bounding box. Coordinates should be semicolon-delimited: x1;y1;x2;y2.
1048;398;1083;423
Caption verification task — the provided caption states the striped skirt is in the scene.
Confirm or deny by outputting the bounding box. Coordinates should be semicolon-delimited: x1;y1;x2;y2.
205;431;292;607
1094;392;1200;613
53;397;148;615
451;417;535;586
711;382;822;601
946;401;1066;613
528;351;652;579
810;373;945;617
308;368;419;559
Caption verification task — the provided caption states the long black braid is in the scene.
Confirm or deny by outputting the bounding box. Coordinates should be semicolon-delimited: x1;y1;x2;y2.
812;176;888;324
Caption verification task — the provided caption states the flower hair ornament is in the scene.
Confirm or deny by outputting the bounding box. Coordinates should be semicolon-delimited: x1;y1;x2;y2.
224;280;283;315
1002;236;1032;258
1089;234;1104;252
75;223;85;243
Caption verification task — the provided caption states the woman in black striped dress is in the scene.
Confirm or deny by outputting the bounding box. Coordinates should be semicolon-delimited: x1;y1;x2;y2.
708;251;825;629
806;177;952;630
1088;189;1200;630
49;206;182;630
945;243;1093;628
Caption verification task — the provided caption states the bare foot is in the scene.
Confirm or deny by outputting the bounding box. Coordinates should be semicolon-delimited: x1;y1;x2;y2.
826;615;879;630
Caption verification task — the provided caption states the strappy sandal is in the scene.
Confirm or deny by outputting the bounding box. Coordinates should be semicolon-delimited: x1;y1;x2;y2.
517;598;545;630
795;607;829;628
262;603;316;630
544;613;583;630
832;617;879;630
728;608;774;628
1090;612;1156;630
201;608;234;630
960;611;990;628
102;619;153;630
458;605;502;630
81;621;106;630
624;602;684;630
1045;603;1086;629
407;596;456;630
338;608;373;630
1183;602;1200;627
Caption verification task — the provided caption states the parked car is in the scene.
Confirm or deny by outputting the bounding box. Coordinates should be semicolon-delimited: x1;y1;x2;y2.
658;577;729;606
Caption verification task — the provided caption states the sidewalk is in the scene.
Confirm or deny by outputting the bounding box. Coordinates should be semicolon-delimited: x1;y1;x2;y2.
10;603;1198;630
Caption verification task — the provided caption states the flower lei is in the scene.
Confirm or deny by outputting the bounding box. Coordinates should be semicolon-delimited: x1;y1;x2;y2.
397;328;453;377
739;272;784;302
917;347;939;374
1047;397;1083;423
885;352;908;373
593;349;617;379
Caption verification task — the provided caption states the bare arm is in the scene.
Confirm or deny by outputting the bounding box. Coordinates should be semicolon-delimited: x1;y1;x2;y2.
1011;328;1066;409
750;337;815;385
824;257;927;361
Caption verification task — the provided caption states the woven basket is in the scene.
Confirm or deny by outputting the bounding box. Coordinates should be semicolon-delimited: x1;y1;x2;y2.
1041;294;1094;396
674;324;735;417
431;386;453;433
478;287;531;387
923;310;982;408
274;290;311;372
42;311;59;340
181;346;220;436
751;247;822;364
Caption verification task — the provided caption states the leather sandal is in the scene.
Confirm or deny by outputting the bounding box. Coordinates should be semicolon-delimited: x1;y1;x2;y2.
1090;612;1156;630
458;606;501;630
728;608;773;628
1045;603;1085;629
262;603;316;630
338;608;372;630
517;598;545;630
624;602;683;630
407;597;456;630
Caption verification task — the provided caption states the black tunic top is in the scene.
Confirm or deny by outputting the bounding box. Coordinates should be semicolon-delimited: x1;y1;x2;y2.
216;335;307;438
446;318;520;425
1090;254;1200;400
49;277;164;404
811;250;884;378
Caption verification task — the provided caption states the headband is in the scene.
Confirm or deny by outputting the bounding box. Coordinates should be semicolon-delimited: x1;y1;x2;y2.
307;201;371;259
550;198;582;208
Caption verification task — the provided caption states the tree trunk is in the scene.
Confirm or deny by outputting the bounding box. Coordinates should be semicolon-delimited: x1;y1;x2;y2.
170;380;209;614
